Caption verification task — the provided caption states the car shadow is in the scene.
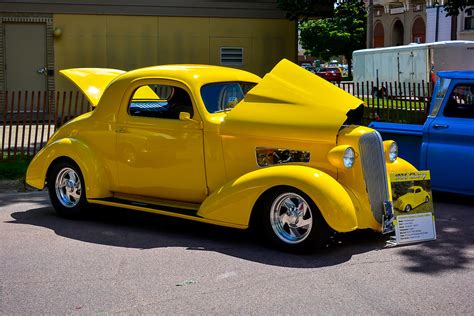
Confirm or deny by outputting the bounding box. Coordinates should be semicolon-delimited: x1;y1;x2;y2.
5;191;472;271
6;202;388;269
397;191;474;274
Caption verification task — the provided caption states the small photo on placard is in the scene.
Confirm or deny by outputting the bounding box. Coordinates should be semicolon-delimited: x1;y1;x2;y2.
391;171;434;216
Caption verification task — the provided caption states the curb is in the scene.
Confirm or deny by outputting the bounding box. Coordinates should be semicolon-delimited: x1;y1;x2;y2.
0;179;37;194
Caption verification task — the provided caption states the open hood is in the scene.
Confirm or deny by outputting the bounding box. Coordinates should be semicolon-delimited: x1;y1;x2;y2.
222;59;363;143
60;68;126;107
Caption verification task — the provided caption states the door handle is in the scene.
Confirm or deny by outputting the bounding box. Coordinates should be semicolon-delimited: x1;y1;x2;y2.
116;127;128;133
433;124;449;129
37;67;47;76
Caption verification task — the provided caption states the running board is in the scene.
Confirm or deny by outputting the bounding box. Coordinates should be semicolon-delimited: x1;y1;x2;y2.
89;197;200;217
87;197;247;229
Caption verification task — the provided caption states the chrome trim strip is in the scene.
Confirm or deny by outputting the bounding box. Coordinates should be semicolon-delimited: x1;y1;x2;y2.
359;131;390;223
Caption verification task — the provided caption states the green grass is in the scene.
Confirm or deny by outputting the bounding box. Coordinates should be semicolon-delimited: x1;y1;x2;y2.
361;98;428;111
361;98;428;125
0;157;31;180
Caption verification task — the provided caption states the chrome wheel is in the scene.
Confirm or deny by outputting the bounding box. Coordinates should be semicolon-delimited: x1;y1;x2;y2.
269;192;313;244
55;167;82;208
405;204;412;212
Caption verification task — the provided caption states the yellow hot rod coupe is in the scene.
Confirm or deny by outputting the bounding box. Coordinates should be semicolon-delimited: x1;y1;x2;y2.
26;59;417;252
394;186;430;212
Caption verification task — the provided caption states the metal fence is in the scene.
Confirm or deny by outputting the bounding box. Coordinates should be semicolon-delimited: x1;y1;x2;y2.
335;81;431;125
1;91;92;160
1;82;432;161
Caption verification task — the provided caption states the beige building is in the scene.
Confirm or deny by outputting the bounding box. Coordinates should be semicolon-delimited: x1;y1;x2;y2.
367;1;474;48
0;1;296;94
368;0;428;48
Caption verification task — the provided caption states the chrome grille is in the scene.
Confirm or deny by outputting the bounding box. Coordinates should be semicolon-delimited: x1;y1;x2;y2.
359;131;390;223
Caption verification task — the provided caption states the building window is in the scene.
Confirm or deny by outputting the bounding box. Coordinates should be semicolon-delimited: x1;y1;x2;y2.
389;3;405;15
392;20;404;46
412;17;426;43
413;4;424;12
374;5;383;17
465;8;474;30
220;47;244;66
374;22;385;47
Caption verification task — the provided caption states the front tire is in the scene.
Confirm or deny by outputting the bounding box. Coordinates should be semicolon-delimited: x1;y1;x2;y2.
260;187;332;253
404;204;412;212
47;160;88;218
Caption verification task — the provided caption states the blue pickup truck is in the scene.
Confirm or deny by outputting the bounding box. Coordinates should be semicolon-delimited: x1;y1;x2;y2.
370;71;474;195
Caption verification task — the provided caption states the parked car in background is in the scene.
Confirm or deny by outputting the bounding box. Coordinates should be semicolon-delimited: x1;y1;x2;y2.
301;64;316;74
370;71;474;196
316;67;342;82
26;59;418;253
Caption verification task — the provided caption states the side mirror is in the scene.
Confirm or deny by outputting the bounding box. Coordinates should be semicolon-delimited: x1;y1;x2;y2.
179;112;202;128
179;112;192;121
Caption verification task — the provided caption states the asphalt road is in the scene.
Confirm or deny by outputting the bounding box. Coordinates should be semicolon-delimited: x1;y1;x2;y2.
0;191;473;314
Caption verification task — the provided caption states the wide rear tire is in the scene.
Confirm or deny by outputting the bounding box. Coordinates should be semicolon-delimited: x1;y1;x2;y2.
47;160;89;218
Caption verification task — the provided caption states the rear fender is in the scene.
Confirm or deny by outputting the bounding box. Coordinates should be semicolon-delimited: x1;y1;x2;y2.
198;165;358;232
26;138;111;198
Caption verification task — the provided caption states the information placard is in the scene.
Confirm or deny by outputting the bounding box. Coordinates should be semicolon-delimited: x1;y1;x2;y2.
389;171;436;245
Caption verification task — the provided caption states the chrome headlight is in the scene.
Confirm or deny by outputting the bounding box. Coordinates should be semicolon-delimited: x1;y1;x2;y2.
328;145;357;169
389;142;398;162
343;147;355;168
383;140;398;163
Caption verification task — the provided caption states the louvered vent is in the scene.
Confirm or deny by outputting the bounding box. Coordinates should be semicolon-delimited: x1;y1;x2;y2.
220;47;244;66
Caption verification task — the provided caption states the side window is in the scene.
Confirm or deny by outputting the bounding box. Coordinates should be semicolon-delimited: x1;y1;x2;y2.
415;188;421;193
129;84;194;119
443;84;474;119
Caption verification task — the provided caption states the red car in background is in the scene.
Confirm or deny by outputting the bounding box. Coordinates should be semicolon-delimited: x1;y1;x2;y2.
316;67;342;82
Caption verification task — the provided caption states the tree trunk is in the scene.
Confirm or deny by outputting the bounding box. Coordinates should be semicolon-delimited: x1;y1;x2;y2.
346;54;352;79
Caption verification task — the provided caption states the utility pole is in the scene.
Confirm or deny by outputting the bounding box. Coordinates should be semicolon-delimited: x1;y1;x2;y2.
451;15;458;40
435;4;440;41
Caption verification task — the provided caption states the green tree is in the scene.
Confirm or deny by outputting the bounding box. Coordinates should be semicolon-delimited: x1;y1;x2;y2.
299;0;366;78
443;0;474;16
276;0;336;20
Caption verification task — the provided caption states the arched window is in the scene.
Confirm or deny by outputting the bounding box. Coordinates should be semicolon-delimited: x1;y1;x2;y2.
412;17;426;43
392;20;404;46
374;22;385;48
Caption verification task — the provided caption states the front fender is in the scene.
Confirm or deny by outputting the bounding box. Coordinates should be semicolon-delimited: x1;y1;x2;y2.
394;197;408;211
198;165;358;232
26;138;111;198
386;157;417;174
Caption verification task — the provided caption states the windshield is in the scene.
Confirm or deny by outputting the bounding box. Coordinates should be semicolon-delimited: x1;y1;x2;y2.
201;82;256;113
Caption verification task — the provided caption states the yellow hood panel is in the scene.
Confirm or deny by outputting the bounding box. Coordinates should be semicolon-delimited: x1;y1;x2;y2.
223;59;363;143
60;68;126;107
